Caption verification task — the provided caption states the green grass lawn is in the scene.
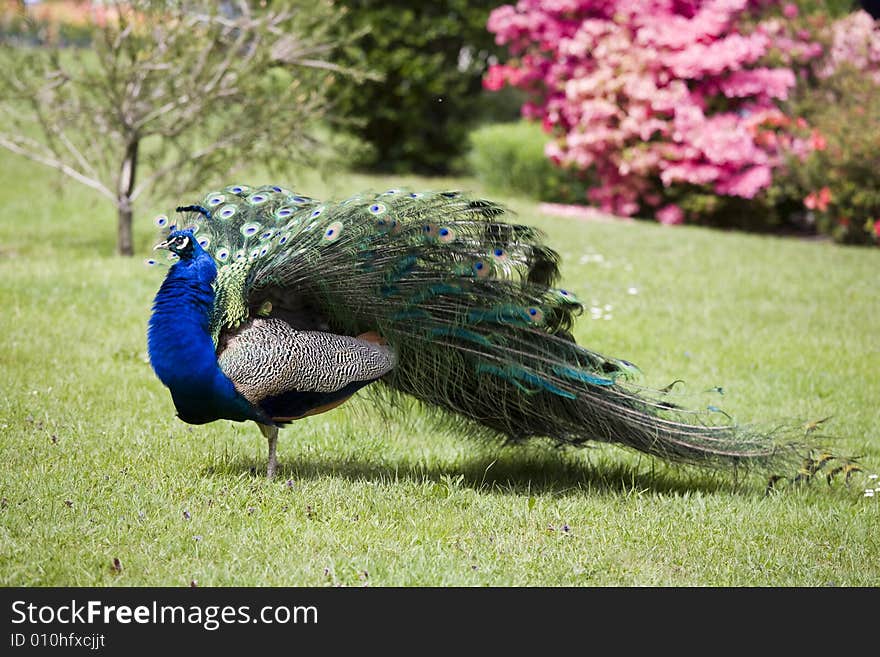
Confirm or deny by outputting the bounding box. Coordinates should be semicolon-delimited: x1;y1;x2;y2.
1;150;878;587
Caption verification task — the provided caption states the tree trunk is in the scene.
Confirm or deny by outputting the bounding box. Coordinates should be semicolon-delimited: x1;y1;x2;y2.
117;202;134;256
116;138;139;256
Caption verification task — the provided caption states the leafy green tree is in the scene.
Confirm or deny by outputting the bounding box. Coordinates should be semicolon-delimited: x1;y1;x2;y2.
329;0;517;175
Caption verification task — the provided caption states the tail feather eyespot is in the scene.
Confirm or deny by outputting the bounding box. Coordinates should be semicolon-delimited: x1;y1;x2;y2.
217;205;237;220
472;259;494;279
225;184;250;195
492;247;509;263
275;207;294;221
240;222;261;238
323;221;344;242
438;226;456;243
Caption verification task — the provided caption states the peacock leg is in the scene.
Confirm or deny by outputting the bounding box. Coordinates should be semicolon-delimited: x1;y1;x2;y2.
259;424;279;479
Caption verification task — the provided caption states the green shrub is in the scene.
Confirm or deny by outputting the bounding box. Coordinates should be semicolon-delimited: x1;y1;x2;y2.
327;0;518;175
467;121;591;204
663;183;807;235
785;66;880;246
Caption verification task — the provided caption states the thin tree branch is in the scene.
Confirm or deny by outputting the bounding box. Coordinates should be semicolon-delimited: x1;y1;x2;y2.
130;134;242;201
0;135;115;200
56;130;101;181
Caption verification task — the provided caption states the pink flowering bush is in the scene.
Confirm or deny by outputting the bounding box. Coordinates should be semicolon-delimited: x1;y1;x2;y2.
485;0;822;221
818;9;880;84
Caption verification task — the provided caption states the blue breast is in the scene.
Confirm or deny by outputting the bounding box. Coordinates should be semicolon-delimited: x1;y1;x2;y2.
148;248;269;426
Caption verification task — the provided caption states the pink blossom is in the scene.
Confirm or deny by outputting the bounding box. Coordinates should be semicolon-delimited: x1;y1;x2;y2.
818;10;880;83
660;162;722;186
656;204;685;225
754;130;777;148
804;187;831;211
787;135;812;162
482;65;508;91
664;33;769;78
782;3;798;19
715;165;772;198
617;200;640;216
719;68;796;100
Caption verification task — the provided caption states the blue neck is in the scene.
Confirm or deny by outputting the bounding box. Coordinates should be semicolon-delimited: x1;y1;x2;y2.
147;250;263;425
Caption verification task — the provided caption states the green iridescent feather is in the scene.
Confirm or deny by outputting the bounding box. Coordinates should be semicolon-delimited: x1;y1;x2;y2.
151;183;841;474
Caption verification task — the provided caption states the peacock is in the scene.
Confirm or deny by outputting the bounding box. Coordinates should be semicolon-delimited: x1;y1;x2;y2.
146;184;837;482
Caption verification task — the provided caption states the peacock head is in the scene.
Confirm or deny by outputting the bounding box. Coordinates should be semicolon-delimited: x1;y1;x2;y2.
154;229;198;259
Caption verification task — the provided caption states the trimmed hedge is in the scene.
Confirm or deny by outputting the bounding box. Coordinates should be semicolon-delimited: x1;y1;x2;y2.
467;121;590;204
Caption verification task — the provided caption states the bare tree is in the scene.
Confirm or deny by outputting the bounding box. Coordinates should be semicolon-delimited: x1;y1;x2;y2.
0;0;369;255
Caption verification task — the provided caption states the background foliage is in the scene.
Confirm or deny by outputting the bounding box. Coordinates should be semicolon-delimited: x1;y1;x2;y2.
326;0;520;174
468;121;591;203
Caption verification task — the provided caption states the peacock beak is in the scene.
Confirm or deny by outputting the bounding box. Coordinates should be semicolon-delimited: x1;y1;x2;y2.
153;239;171;251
